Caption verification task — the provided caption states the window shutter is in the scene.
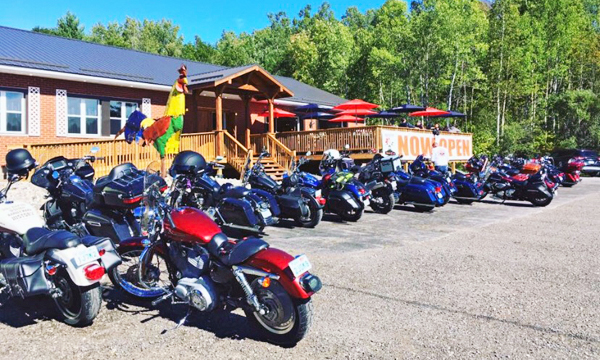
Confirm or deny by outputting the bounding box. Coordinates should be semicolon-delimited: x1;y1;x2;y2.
56;89;67;136
27;86;41;136
141;98;152;118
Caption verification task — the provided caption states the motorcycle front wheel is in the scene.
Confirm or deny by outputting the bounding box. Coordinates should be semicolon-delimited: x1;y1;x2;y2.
244;279;313;346
109;246;172;299
339;207;363;222
529;194;553;207
53;268;102;326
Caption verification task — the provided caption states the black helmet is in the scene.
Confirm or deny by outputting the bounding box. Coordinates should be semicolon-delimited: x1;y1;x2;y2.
5;148;36;177
169;151;206;177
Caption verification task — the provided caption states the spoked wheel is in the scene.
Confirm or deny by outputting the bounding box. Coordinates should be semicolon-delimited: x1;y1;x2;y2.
370;189;395;214
295;198;323;228
53;268;101;326
108;246;172;299
244;279;313;346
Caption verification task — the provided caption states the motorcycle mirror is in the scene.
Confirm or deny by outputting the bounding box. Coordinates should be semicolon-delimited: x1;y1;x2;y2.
215;156;224;161
306;151;312;157
90;146;100;154
9;173;20;182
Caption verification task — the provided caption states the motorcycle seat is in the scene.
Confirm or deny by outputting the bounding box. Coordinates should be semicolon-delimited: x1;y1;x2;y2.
222;187;251;199
453;172;467;181
23;228;81;255
220;237;269;266
409;176;427;185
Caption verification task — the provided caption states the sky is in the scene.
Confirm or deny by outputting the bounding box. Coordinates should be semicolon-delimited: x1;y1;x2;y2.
0;0;389;44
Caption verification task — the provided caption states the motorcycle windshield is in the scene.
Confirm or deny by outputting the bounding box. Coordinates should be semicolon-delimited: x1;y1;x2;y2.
141;161;163;236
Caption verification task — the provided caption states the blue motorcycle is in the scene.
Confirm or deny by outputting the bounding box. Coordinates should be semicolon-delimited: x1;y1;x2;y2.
408;155;454;205
366;154;445;212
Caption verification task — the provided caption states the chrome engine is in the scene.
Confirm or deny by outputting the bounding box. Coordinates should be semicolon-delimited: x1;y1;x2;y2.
174;276;217;311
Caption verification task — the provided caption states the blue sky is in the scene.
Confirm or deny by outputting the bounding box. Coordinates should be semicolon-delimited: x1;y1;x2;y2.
1;0;388;44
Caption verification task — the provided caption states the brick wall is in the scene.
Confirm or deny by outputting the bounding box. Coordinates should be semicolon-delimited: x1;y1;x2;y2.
0;73;169;162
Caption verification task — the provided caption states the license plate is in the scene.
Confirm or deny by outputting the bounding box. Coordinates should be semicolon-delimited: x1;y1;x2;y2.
391;182;397;190
74;247;100;267
288;255;312;278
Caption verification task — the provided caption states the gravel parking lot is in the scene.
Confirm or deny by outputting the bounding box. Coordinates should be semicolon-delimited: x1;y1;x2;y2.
1;178;599;359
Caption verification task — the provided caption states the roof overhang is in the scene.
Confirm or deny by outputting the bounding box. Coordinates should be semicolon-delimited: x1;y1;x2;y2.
189;65;294;100
0;64;172;92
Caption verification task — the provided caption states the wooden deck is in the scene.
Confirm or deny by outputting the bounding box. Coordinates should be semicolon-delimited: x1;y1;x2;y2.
20;126;472;178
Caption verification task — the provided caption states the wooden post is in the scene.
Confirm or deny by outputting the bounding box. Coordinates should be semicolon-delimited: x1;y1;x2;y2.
215;87;224;156
451;161;456;174
268;97;275;134
243;95;251;149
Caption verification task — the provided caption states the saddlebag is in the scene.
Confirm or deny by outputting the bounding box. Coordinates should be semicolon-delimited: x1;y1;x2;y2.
327;190;362;212
83;209;140;244
249;189;281;217
80;236;121;271
276;194;307;219
0;253;49;297
219;198;259;227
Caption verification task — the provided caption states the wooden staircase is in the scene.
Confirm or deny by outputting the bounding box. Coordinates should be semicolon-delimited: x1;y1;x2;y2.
254;156;288;181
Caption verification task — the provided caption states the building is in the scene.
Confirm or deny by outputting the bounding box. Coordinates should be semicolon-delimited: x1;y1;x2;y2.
0;26;346;162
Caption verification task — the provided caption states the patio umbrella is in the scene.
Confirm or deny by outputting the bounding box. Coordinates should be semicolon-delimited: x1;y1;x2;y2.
337;109;378;116
258;107;297;118
293;103;335;114
429;110;466;118
389;104;426;113
408;107;451;117
329;115;365;123
300;112;335;120
333;99;379;111
365;110;404;118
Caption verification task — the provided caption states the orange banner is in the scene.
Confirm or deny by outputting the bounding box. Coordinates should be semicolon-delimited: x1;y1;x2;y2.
381;129;472;160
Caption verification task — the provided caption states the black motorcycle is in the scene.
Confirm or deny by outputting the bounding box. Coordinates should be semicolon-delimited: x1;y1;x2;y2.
244;151;323;227
356;154;396;214
482;159;554;207
169;151;280;236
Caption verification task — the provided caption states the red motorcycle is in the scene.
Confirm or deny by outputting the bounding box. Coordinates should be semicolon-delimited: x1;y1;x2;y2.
112;162;321;346
561;157;585;187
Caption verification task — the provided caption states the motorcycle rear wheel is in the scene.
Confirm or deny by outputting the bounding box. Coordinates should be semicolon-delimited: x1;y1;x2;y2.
53;268;102;326
529;195;553;207
455;198;474;205
295;200;323;228
339;207;363;222
244;279;313;346
414;205;435;212
370;191;395;214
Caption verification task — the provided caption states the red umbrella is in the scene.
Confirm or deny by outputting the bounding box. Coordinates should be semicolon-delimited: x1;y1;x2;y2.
333;99;379;111
258;108;297;118
408;107;451;117
336;109;378;116
330;115;365;123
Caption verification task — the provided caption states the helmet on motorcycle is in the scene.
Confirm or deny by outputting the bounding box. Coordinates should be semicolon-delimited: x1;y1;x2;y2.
169;151;206;177
5;148;36;177
323;149;341;160
219;183;234;194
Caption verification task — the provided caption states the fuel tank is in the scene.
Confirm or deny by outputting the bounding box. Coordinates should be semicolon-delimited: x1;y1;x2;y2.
164;207;222;244
0;201;45;235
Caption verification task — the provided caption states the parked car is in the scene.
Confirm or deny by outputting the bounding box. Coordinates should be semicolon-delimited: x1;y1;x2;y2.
550;149;600;176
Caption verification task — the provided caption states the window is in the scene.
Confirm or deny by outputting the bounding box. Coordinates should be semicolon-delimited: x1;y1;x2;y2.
0;91;25;134
67;97;100;135
110;101;138;135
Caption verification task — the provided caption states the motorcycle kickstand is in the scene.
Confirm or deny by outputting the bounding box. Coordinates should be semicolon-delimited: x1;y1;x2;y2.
162;307;192;335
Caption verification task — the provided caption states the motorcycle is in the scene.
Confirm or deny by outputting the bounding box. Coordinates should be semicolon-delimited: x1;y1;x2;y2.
0;149;121;326
168;151;280;236
364;154;445;212
408;155;455;205
355;154;397;214
449;155;489;204
245;151;323;227
559;157;584;187
482;158;554;207
116;161;321;345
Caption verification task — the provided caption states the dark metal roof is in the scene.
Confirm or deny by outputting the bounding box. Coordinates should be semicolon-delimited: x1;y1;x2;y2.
0;26;345;106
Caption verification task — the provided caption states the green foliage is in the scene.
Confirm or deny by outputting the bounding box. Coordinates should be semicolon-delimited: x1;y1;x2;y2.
35;1;600;153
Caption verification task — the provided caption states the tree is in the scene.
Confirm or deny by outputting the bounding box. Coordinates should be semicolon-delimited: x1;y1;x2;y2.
33;11;85;40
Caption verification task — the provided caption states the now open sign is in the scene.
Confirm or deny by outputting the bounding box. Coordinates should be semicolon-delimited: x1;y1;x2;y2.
381;129;473;161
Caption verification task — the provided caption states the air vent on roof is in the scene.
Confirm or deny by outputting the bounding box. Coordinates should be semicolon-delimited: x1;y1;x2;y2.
79;68;154;81
0;56;69;69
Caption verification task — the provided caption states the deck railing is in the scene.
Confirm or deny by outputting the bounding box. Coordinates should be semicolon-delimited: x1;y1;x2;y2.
222;130;249;173
24;132;217;178
275;126;381;154
249;133;296;171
